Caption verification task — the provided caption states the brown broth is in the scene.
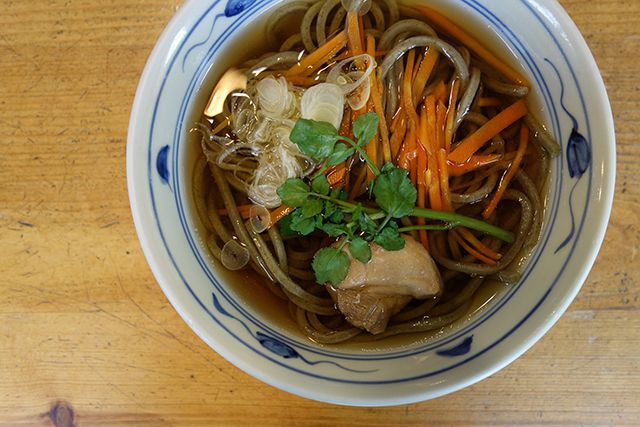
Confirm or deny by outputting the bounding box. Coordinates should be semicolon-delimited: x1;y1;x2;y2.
183;2;550;352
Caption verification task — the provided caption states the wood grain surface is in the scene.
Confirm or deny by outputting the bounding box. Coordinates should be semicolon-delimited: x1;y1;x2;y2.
1;0;638;425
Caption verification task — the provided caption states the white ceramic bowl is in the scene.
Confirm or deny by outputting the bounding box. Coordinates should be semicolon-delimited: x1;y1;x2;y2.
127;0;615;406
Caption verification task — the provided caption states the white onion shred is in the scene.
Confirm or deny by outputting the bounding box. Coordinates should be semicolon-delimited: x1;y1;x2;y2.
300;83;345;129
221;240;250;270
255;76;296;118
326;54;375;110
222;74;349;208
249;204;272;233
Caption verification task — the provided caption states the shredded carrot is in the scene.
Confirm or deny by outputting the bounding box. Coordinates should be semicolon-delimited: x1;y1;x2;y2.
414;5;529;86
347;12;364;55
366;35;392;163
478;97;502;107
398;127;417;175
327;164;347;187
339;109;352;136
270;205;294;226
483;124;530;219
402;49;419;126
416;130;429;249
457;227;502;261
412;47;439;104
217;204;293;227
436;100;446;150
390;111;407;162
452;230;497;266
433;80;447;103
416;113;428;249
423;97;442;211
218;204;252;219
348;164;368;199
285;30;347;77
447;154;503;177
444;79;460;152
448;99;528;164
437;148;453;211
281;75;323;87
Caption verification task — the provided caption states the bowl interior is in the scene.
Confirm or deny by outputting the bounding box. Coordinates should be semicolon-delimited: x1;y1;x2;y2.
128;0;615;406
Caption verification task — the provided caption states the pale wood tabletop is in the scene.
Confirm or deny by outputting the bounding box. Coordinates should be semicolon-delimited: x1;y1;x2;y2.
1;0;638;425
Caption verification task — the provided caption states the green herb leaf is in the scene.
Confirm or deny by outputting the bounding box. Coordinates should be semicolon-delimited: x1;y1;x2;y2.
311;174;330;196
277;213;299;238
289;119;339;159
290;209;317;236
312;247;351;285
353;112;379;147
320;223;347;237
375;225;406;251
330;186;347;201
301;198;323;218
326;143;355;166
381;162;396;174
327;206;345;223
277;179;311;207
358;212;379;237
349;237;372;263
373;165;417;218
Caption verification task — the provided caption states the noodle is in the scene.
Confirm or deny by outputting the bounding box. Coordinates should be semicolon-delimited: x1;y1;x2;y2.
191;0;559;345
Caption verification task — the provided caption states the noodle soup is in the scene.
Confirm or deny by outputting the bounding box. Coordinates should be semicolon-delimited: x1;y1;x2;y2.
187;0;557;348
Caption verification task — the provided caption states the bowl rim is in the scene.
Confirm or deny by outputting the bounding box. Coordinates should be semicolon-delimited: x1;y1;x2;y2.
127;0;616;406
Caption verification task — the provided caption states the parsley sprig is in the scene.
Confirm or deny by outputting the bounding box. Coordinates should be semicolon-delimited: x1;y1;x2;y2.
277;113;514;285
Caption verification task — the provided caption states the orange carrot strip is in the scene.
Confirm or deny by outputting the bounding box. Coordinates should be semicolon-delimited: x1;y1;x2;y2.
270;205;294;226
414;5;529;86
282;75;323;86
412;47;439;104
218;204;293;227
448;99;528;164
398;127;417;174
478;97;502;107
218;204;252;219
436;100;446;150
366;35;392;163
437;148;453;212
452;230;497;266
390;111;407;162
402;49;419;126
432;80;447;103
285;31;347;77
457;227;502;261
447;154;503;177
483;124;530;219
444;79;460;152
416;117;429;249
423;96;442;211
347;12;364;54
348;164;368;199
327;164;347;187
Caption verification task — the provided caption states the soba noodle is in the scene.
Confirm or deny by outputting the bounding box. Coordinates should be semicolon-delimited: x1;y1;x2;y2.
191;0;560;344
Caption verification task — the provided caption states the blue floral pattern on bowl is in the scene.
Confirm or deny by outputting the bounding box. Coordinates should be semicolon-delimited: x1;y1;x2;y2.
128;0;614;405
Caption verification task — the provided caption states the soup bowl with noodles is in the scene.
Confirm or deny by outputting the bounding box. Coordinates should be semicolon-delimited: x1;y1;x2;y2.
127;0;615;406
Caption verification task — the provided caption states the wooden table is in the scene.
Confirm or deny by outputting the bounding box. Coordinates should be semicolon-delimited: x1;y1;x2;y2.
1;0;638;425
